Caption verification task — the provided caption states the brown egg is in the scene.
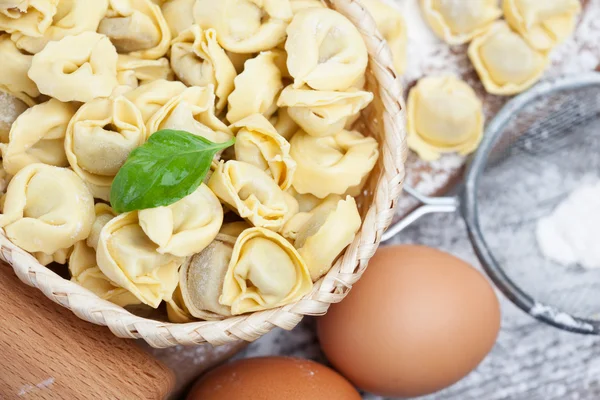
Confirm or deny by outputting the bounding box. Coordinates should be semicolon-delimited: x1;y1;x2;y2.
318;245;501;398
187;356;361;400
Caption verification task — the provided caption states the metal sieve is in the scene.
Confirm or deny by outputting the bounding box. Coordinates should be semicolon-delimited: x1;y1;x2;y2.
383;73;600;335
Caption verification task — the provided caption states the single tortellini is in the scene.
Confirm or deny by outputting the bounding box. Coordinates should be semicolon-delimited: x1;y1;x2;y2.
285;8;368;91
35;246;72;266
146;86;233;143
503;0;581;51
1;98;76;175
117;55;173;89
97;211;184;308
277;85;373;138
65;94;147;200
208;160;298;231
138;184;223;257
421;0;502;45
166;286;194;323
220;227;312;315
231;114;296;190
98;0;171;59
161;0;194;37
170;26;236;112
226;51;283;124
468;22;547;95
69;241;140;307
290;129;379;198
290;0;325;14
0;93;28;143
407;75;484;161
0;0;57;37
193;0;293;53
28;31;119;103
269;107;298;141
0;34;40;106
124;79;187;122
11;0;109;54
87;203;117;251
361;0;407;75
0;164;95;255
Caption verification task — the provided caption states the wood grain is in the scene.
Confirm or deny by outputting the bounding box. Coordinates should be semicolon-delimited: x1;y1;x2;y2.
0;263;174;400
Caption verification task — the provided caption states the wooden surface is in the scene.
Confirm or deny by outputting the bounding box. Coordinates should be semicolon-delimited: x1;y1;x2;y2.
0;263;175;400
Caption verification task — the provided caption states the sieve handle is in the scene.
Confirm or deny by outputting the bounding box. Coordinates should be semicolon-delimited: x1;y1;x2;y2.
382;185;459;242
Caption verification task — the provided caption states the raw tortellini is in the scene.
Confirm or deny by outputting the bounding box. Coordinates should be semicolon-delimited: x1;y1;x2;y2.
65;93;147;200
87;203;117;251
290;0;325;14
407;75;484;161
290;129;379;198
1;98;75;175
35;247;72;266
28;31;119;103
220;227;313;315
231;114;296;190
468;21;547;95
117;55;173;89
0;93;28;144
0;34;40;106
421;0;502;45
166;286;194;323
503;0;581;51
277;85;373;137
124;79;187;122
170;25;236;112
161;0;194;37
98;0;171;59
0;0;57;37
0;163;95;255
269;107;298;141
286;8;368;91
193;0;293;53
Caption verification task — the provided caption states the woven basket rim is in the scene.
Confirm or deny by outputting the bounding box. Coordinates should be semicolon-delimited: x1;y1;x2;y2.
0;0;407;348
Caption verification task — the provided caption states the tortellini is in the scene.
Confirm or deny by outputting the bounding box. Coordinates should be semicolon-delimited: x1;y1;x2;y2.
35;247;72;266
0;164;95;255
28;31;119;103
87;203;117;251
11;0;109;54
0;93;28;144
1;98;75;175
117;55;173;89
98;0;171;59
0;0;57;37
226;51;283;124
65;94;147;200
503;0;581;51
221;227;313;315
277;85;373;137
231;114;296;190
166;286;194;323
407;75;484;161
290;0;325;14
170;25;236;112
285;8;368;91
290;129;379;198
421;0;502;45
96;211;184;308
124;79;187;122
138;183;223;257
269;107;298;141
468;21;547;95
193;0;293;53
161;0;194;37
208;160;298;231
0;34;40;106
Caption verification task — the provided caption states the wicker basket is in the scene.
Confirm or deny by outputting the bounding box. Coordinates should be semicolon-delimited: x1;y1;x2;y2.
0;0;406;348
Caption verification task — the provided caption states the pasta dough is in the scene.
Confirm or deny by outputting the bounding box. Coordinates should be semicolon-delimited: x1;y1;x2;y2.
421;0;502;45
161;0;194;37
0;0;57;37
286;8;368;91
269;107;298;141
0;164;95;255
11;0;109;54
231;114;296;190
468;22;547;95
277;85;373;137
87;203;117;251
226;51;283;124
170;25;236;112
28;31;119;103
96;211;184;308
290;129;379;198
138;183;223;257
65;94;147;200
0;34;40;106
407;75;484;161
124;79;187;122
503;0;581;51
221;227;313;315
98;0;171;59
193;0;293;53
1;98;76;175
117;55;173;89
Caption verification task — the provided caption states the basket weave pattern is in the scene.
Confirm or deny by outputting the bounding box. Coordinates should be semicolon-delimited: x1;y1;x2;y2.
0;0;407;348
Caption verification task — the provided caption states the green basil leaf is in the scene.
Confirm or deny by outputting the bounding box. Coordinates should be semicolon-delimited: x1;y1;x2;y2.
110;129;234;213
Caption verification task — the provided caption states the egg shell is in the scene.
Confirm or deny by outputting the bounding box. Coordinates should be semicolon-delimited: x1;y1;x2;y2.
187;356;361;400
317;245;501;398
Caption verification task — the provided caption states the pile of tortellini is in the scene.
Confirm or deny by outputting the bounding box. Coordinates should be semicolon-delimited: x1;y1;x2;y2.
0;0;382;321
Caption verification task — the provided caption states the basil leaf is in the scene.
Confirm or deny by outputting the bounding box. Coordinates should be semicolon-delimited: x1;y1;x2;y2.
110;129;234;213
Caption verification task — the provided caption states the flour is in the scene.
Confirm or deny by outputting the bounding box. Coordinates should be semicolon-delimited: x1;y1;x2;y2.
536;181;600;270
